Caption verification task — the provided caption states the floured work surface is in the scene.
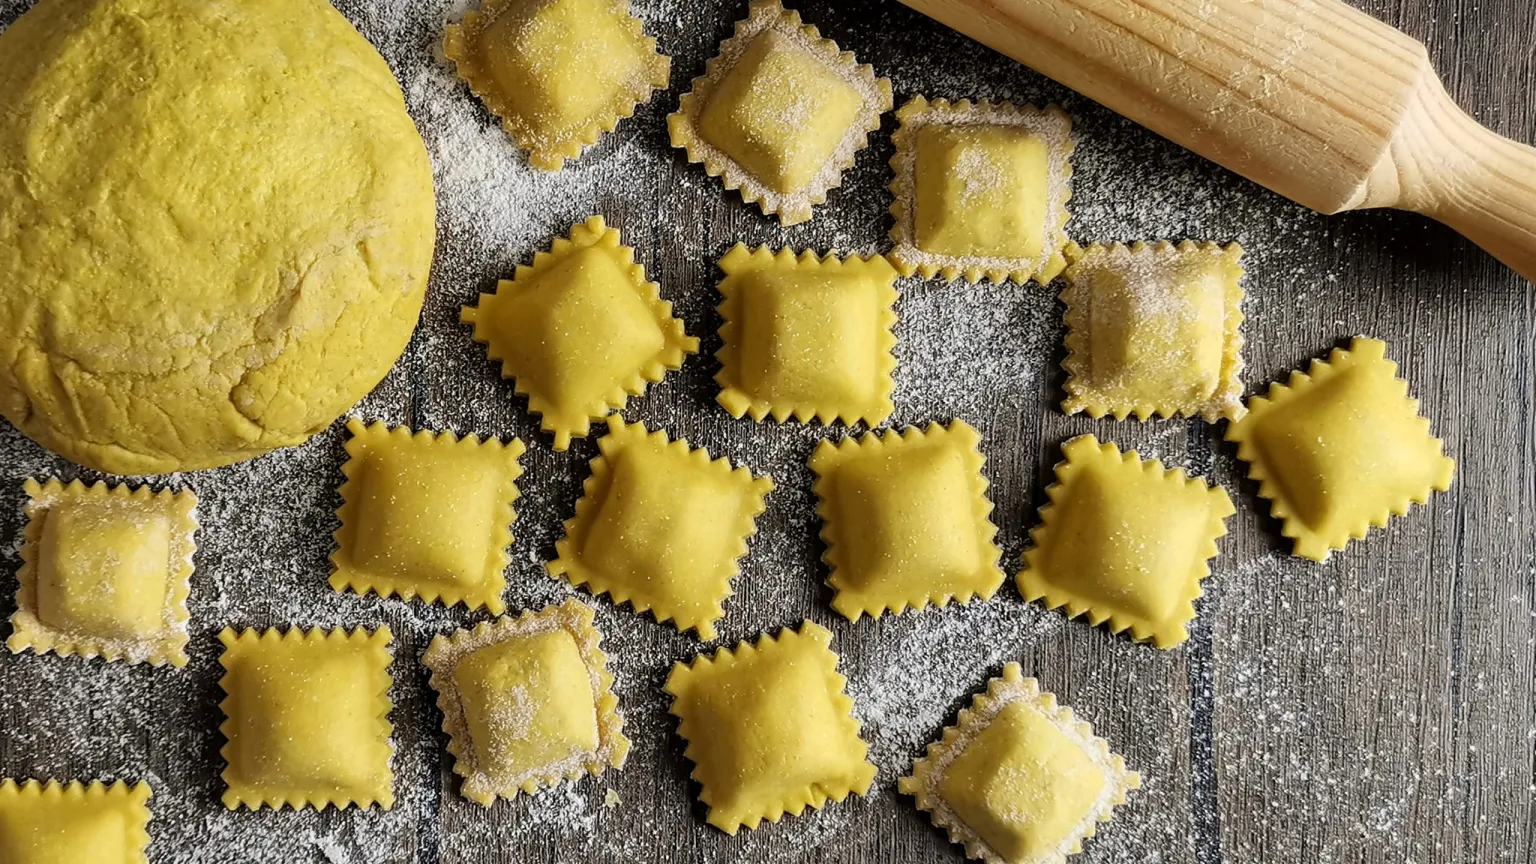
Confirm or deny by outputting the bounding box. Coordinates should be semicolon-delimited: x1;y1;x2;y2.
0;1;1532;862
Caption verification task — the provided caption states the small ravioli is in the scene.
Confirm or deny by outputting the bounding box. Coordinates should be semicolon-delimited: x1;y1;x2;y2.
809;420;1004;620
1062;241;1246;422
331;418;525;614
889;97;1074;285
1018;435;1234;648
898;663;1139;864
664;621;875;834
218;626;395;811
423;598;629;805
7;478;196;667
1226;336;1455;562
715;244;899;425
444;0;670;170
463;216;698;449
549;417;773;640
0;779;151;864
668;0;892;225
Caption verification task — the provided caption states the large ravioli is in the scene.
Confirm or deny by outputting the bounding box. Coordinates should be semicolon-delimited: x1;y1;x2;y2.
669;0;891;225
1226;336;1455;561
810;420;1004;619
1018;435;1234;648
664;622;875;834
217;627;395;811
331;418;525;614
550;418;773;640
1062;240;1246;422
463;216;697;449
889;96;1073;284
8;478;196;667
715;244;899;426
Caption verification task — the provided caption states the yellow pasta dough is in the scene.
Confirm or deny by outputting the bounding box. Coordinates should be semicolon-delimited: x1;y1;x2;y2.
423;598;629;805
1062;241;1246;422
549;418;773;640
668;0;892;225
714;244;899;425
0;779;151;864
8;478;196;668
0;0;436;476
330;418;525;614
1018;435;1234;648
462;216;698;449
889;97;1074;284
218;627;395;811
664;621;876;834
809;420;1004;620
444;0;670;170
1226;336;1455;561
899;664;1138;864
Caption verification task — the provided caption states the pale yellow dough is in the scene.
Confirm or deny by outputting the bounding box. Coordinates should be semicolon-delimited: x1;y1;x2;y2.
0;0;436;475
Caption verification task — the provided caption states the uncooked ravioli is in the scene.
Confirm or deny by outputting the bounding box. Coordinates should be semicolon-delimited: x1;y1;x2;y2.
0;0;437;475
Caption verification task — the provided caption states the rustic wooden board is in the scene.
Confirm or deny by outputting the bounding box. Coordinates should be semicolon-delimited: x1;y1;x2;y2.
0;0;1532;862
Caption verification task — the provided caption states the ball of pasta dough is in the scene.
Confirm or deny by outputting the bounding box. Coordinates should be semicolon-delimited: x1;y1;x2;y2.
0;0;436;474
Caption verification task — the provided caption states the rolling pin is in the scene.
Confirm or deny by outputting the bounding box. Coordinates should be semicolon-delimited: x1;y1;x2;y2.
899;0;1536;283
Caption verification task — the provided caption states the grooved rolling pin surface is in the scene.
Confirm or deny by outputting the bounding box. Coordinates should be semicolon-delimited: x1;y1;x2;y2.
900;0;1536;282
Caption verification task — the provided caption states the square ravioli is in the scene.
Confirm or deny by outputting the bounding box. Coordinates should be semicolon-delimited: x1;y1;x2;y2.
218;627;395;811
664;621;876;834
1018;435;1234;648
8;478;196;667
331;418;525;614
889;96;1074;284
668;0;892;225
715;244;899;425
444;0;669;170
423;598;629;804
0;779;151;864
462;216;698;449
1062;241;1246;422
549;417;773;640
1226;336;1455;561
809;420;1005;620
899;663;1138;864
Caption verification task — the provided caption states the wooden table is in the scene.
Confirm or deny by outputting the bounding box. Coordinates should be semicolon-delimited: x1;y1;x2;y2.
0;0;1531;862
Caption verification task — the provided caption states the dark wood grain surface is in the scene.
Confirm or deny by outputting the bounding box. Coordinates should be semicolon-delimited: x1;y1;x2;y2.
0;1;1532;862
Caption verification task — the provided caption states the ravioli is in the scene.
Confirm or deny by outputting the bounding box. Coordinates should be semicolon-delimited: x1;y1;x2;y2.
1062;240;1246;421
809;420;1005;619
462;216;697;449
445;0;670;169
715;244;899;425
1226;336;1455;561
549;418;773;640
900;663;1139;864
330;418;525;614
0;779;152;864
1018;435;1234;648
889;96;1073;284
669;0;892;224
423;599;629;804
664;621;875;834
218;627;395;811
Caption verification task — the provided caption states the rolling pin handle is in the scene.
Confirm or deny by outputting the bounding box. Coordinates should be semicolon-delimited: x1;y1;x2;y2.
1376;71;1536;283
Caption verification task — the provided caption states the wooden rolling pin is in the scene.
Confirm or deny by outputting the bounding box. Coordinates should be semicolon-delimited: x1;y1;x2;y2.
900;0;1536;282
